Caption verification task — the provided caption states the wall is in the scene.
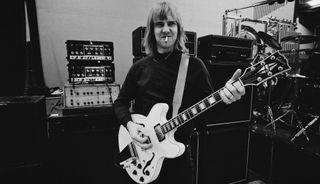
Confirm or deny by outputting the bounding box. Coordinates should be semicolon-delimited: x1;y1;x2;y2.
35;0;295;89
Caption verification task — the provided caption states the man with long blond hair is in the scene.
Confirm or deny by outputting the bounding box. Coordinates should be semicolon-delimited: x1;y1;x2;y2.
114;2;245;183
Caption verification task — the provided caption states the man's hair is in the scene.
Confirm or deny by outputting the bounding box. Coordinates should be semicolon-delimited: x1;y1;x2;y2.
143;1;188;56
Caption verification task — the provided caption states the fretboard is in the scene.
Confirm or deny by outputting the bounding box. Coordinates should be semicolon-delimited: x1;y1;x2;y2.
160;87;224;135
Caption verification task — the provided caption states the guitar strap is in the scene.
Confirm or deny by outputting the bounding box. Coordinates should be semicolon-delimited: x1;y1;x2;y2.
172;53;189;117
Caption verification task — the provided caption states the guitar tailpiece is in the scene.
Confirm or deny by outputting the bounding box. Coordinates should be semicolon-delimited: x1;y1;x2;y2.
120;157;138;169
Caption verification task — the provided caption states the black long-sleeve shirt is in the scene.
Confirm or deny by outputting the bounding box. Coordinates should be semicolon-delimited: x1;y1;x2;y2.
113;50;214;143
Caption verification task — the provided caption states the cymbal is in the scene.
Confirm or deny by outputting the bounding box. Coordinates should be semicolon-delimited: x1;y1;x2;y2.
257;31;282;50
281;35;320;44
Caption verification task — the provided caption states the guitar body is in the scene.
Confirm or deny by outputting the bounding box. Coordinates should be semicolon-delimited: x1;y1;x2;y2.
118;103;185;184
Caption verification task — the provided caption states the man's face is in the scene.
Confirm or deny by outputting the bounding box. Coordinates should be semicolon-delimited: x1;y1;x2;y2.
153;15;178;53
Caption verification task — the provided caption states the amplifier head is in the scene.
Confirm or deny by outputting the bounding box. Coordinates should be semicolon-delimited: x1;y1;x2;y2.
197;34;253;63
66;40;114;62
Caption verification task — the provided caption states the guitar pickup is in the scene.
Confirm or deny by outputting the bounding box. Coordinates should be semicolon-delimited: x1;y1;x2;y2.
154;124;165;141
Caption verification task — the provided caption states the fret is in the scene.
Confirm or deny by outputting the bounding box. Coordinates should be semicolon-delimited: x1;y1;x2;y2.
165;123;171;131
213;92;221;101
162;124;168;133
168;121;174;130
203;99;210;107
185;109;193;119
181;113;187;121
208;95;216;104
177;115;183;124
198;102;206;110
191;107;198;115
160;125;165;134
169;120;175;129
173;118;179;126
188;107;194;119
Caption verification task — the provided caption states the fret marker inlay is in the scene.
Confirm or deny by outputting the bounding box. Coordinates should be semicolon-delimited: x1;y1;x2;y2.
191;108;197;115
208;96;216;104
199;102;205;110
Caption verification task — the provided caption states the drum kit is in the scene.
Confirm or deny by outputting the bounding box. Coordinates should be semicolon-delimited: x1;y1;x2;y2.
250;30;320;142
221;0;320;142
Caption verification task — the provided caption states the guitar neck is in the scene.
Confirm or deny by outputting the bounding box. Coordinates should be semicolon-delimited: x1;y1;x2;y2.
160;82;239;135
159;50;290;135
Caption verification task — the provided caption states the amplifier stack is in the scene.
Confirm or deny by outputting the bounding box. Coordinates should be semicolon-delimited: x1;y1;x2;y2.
197;34;253;64
63;40;120;115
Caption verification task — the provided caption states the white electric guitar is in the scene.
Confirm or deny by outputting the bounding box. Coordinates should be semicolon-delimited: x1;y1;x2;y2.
115;51;291;184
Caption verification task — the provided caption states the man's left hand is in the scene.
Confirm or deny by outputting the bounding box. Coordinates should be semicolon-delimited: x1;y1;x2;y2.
219;69;245;104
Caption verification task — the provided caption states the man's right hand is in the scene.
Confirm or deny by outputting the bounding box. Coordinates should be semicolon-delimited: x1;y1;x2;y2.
126;121;152;149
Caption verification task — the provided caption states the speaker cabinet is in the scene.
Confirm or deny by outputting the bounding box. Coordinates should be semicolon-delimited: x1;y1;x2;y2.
195;122;250;184
0;96;47;168
0;96;47;184
47;128;133;184
46;110;132;184
205;63;253;125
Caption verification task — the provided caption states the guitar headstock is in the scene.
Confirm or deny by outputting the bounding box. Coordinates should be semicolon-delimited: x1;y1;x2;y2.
240;51;291;87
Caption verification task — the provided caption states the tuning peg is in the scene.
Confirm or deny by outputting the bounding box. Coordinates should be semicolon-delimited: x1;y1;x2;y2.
263;81;268;88
271;77;278;86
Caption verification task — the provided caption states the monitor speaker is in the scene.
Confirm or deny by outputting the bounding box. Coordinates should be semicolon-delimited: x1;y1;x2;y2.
194;122;250;184
204;63;253;125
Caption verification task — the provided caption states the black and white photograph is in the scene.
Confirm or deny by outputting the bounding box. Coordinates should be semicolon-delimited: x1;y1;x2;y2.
1;0;320;183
